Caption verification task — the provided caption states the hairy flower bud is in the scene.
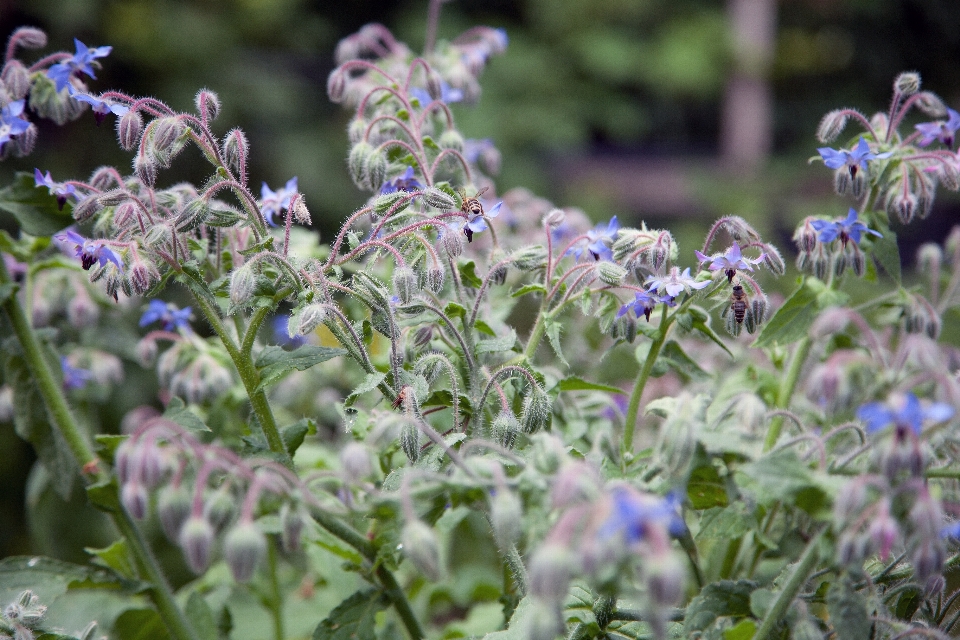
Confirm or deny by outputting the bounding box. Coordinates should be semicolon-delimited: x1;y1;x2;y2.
913;541;945;583
491;410;521;449
2;60;30;100
152;117;183;154
490;489;522;548
423;187;456;210
348;142;374;188
365;151;387;191
917;243;942;272
116;110;143;151
400;421;420;463
895;72;921;96
222;128;249;175
816;109;849;143
425;263;445;294
10;27;47;50
179;516;214;574
326;68;347;103
543;208;565;228
157;485;192;541
529;544;572;601
595;261;627;286
203;489;236;532
511;245;548;271
280;503;304;553
134;155;158;187
939;160;960;191
340;441;372;482
401;519;443;580
521;387;551;434
175;199;210;232
438;129;464;152
916;92;947;118
295;303;328;336
223;521;266;582
392;266;418;304
440;227;463;258
195;89;220;121
121;481;149;520
833;168;850;196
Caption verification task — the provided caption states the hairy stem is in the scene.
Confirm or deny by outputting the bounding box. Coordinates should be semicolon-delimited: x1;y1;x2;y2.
751;530;823;640
623;304;671;455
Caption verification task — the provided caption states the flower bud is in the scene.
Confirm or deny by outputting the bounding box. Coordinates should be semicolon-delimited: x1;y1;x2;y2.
724;309;743;337
116;110;143;151
529;544;572;601
326;68;347;103
195;89;220;121
425;68;444;101
152;117;183;153
438;129;464;152
157;485;192;541
295;303;328;336
280;503;304;553
895;72;921;96
751;294;768;326
222;128;249;175
98;188;128;207
595;261;627;286
179;516;214;573
10;27;47;50
412;325;433;349
392;266;418;304
916;91;947;118
812;248;830;280
521;387;551;434
847;244;866;277
543;208;565;228
136;338;158;367
2;60;30;100
761;244;786;276
175;199;210;232
425;264;445;294
917;243;942;272
121;482;149;519
939;160;960;191
423;187;457;210
816;109;849;143
512;245;548;271
833;167;850;196
203;489;236;532
340;442;372;482
490;410;520;449
292;195;311;225
440;228;463;258
365;151;386;191
348;142;374;188
134;155;158;187
228;265;256;307
850;170;866;200
489;489;522;548
913;541;945;583
400;421;420;463
401;519;443;580
531;433;565;474
610;313;637;343
11;123;36;157
223;521;266;582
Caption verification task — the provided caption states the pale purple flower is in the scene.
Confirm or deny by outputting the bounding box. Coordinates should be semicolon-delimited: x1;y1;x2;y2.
568;216;619;261
817;136;892;177
646;267;710;297
409;82;464;106
61;356;92;390
598;486;685;545
380;166;423;195
857;392;953;436
139;300;192;332
463;200;502;242
810;208;881;246
34;169;76;210
915;108;960;148
260;177;298;226
46;38;113;92
695;242;766;282
617;289;661;322
68;87;129;125
0;99;30;150
55;229;122;270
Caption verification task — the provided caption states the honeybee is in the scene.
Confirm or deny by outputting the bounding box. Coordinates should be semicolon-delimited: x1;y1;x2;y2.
729;284;748;324
460;187;489;243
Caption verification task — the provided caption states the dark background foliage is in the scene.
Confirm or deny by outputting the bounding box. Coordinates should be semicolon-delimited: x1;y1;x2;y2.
1;0;959;558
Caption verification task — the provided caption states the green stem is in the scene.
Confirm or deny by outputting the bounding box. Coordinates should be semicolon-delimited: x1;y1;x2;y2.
308;507;424;639
0;259;199;640
190;291;288;461
763;335;812;451
267;540;284;640
623;304;671;455
751;530;823;640
522;308;548;361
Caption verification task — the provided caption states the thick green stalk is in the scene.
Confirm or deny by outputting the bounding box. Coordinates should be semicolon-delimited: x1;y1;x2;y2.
763;335;812;451
751;530;823;640
0;260;199;640
308;507;424;639
266;540;285;640
190;292;288;461
623;304;671;455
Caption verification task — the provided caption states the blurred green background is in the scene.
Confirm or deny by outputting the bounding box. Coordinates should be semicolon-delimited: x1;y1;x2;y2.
2;0;960;559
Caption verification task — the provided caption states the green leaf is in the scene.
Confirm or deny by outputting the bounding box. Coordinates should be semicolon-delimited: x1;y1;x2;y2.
162;397;210;433
86;539;136;581
255;345;348;391
511;284;546;298
474;319;496;336
0;281;17;306
458;260;483;288
752;280;819;348
344;371;387;408
312;589;390;640
0;556;128;604
482;596;534;639
691;316;734;358
86;477;122;514
443;301;467;321
112;609;168;640
176;261;218;310
659;340;709;382
687;461;728;509
684;580;756;634
734;451;832;515
5;354;78;499
0;172;73;236
476;328;517;354
696;504;755;541
868;220;901;284
186;592;218;640
723;619;757;640
545;318;568;367
282;418;315;456
826;577;871;640
554;377;623;394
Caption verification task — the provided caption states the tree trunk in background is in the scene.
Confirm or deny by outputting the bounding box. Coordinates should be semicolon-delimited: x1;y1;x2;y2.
720;0;777;174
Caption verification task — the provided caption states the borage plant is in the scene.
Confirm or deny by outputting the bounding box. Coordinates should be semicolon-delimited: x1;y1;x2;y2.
2;8;960;640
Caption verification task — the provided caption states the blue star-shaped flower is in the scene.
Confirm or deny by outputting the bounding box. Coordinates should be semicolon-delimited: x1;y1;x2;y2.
409;82;464;106
463;200;502;242
617;289;662;322
568;216;619;261
139;299;193;332
646;267;711;297
55;229;122;271
915;108;960;148
61;356;92;391
0;99;30;150
695;242;766;282
379;166;424;195
598;487;685;545
46;38;113;92
260;177;298;226
856;392;954;436
273;315;306;348
34;168;76;210
810;208;882;246
68;87;129;125
817;136;892;177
